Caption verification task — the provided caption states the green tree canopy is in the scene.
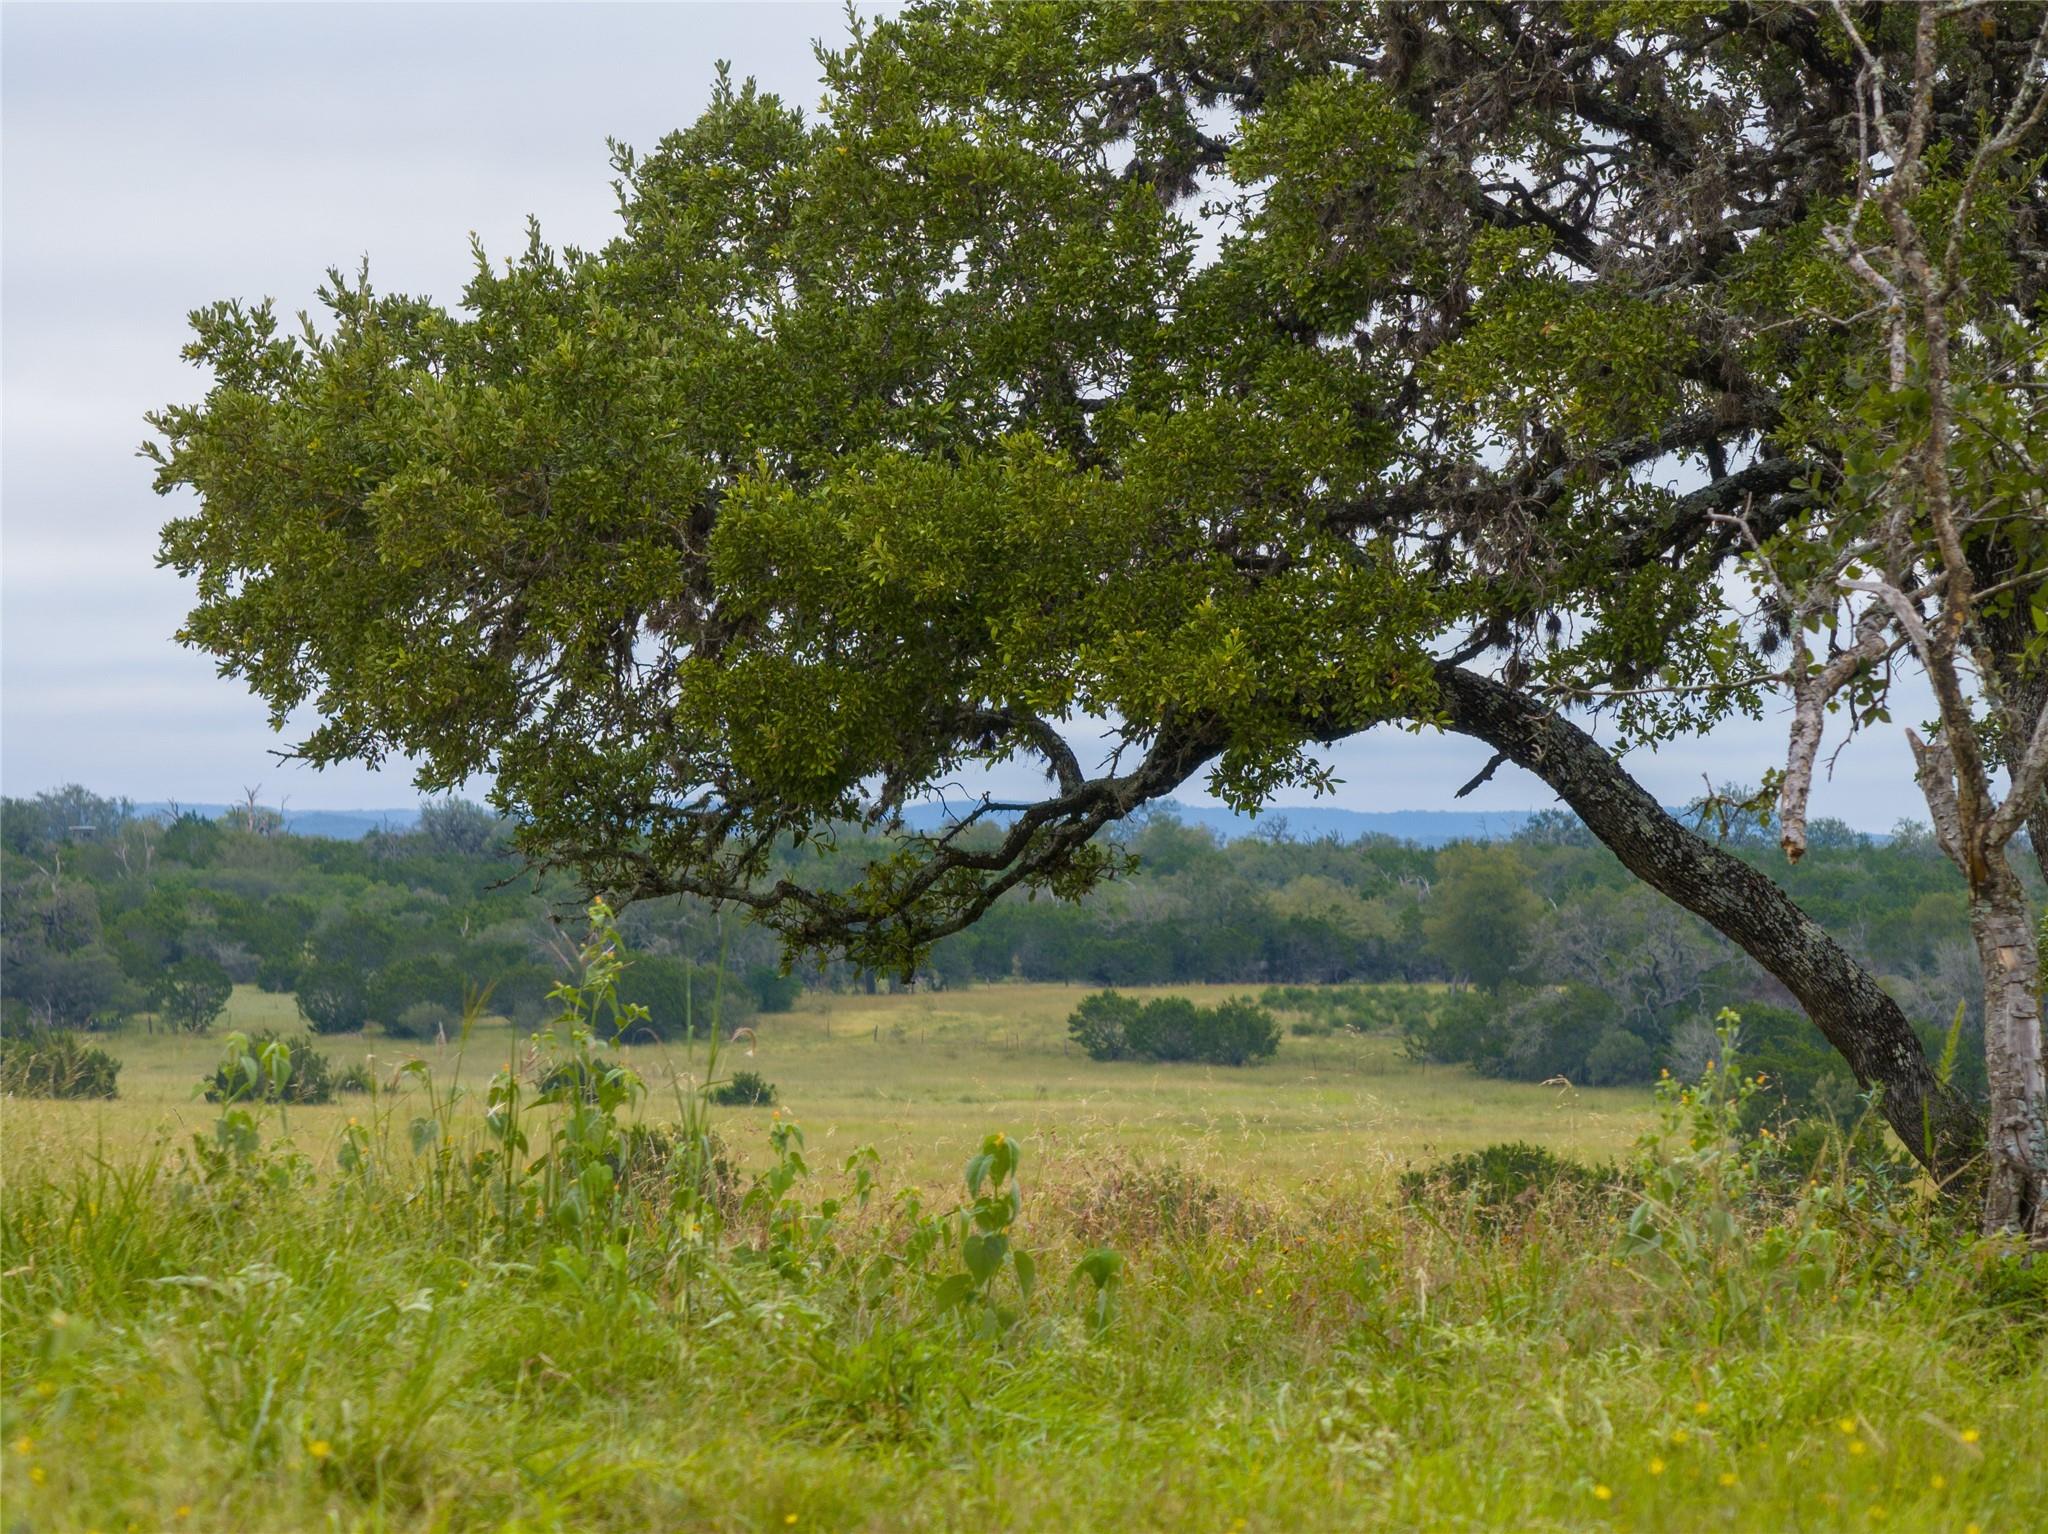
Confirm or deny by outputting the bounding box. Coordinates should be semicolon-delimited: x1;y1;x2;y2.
151;4;2042;1016
1421;845;1542;994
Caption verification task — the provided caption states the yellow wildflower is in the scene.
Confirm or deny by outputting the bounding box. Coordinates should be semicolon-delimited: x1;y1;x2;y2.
1670;1429;1689;1446
1930;1474;1947;1490
308;1440;332;1460
1838;1418;1858;1434
1960;1428;1980;1444
1694;1400;1711;1416
1648;1458;1666;1476
10;1437;31;1456
1848;1440;1867;1456
29;1466;47;1485
1718;1473;1737;1488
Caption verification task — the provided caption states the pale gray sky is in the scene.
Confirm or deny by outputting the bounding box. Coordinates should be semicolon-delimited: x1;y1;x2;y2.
1;1;1927;828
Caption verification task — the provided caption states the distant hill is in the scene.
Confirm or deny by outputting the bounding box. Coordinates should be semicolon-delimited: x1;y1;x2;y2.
125;797;1893;849
132;798;1540;845
133;803;421;840
897;799;1549;846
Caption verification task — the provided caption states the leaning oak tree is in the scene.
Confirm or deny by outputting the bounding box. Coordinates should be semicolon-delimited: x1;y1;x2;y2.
153;3;2038;1180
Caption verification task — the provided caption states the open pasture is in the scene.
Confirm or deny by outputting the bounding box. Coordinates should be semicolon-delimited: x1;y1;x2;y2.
1;983;1654;1191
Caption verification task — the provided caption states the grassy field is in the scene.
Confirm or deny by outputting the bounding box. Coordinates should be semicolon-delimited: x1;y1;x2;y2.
3;980;2042;1533
1;983;1655;1189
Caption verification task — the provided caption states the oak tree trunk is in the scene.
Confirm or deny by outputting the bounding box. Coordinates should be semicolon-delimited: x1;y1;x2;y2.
1436;665;1983;1185
1970;859;2047;1239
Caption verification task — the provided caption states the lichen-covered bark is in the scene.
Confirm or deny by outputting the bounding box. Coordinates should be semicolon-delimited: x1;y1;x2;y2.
1972;864;2048;1239
1436;664;1982;1184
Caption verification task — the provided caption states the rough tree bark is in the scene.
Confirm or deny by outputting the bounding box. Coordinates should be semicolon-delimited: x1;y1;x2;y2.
1970;857;2046;1236
1909;730;2048;1240
1434;663;1983;1185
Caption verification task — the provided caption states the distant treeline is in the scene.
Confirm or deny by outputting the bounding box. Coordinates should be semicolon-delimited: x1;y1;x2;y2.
3;786;2032;1096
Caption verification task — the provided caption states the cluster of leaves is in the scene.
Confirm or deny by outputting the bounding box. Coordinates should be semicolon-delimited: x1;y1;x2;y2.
1067;990;1280;1066
0;1027;121;1100
202;1030;336;1106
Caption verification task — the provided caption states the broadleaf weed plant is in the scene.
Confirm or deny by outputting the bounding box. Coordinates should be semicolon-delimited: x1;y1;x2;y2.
1615;1008;1931;1346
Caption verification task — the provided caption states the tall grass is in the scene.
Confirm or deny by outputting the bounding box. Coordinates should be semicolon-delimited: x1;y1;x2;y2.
2;940;2041;1532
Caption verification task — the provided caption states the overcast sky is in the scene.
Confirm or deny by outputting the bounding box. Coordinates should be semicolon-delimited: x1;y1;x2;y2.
1;2;1929;829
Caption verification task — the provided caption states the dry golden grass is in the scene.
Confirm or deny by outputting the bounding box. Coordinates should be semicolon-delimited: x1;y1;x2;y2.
1;982;1653;1192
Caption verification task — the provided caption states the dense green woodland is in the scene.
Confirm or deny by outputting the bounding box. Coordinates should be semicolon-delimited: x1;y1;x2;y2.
5;785;2033;1106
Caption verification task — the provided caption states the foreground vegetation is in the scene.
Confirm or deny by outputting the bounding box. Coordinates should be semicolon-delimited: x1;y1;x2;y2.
4;917;2041;1533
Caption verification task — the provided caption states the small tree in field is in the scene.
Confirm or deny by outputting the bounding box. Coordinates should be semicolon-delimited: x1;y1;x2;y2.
1421;846;1542;994
153;955;233;1034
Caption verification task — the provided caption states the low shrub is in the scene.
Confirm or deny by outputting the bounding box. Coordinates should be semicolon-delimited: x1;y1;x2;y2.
708;1069;778;1107
1067;991;1144;1059
384;1000;456;1042
1125;995;1203;1061
295;961;371;1034
491;963;565;1030
1583;1027;1656;1086
1195;999;1283;1066
1068;991;1279;1065
1400;1141;1612;1220
1261;983;1445;1035
367;955;466;1031
0;1027;121;1099
336;1061;374;1094
201;1030;336;1105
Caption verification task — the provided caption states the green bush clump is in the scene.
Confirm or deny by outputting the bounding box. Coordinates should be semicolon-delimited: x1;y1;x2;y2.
295;960;371;1034
0;1026;121;1099
614;955;757;1041
708;1069;778;1107
1260;983;1446;1036
1068;991;1279;1065
367;955;466;1032
151;954;234;1034
1400;1141;1611;1219
1067;991;1144;1059
336;1061;374;1094
745;965;803;1014
201;1030;336;1105
384;1000;457;1042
